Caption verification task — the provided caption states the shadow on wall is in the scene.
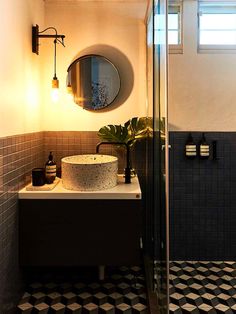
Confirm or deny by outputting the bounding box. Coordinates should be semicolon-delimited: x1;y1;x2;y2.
168;123;181;131
68;44;134;112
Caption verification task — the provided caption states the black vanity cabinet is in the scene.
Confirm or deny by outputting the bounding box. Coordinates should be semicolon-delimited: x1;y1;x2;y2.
19;198;142;266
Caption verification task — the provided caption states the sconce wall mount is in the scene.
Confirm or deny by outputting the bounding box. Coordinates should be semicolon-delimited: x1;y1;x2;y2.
32;24;65;55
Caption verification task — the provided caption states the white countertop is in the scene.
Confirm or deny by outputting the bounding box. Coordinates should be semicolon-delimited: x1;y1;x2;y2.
18;175;142;200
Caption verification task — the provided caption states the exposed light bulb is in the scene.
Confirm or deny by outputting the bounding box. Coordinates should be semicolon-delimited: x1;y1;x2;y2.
51;88;59;102
51;77;59;102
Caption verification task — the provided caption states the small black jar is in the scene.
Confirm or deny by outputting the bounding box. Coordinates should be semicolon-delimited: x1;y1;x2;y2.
32;168;45;186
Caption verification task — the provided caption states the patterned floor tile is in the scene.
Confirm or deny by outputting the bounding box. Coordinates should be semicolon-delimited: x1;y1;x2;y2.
117;282;131;295
33;302;49;313
116;303;132;314
169;303;181;313
230;303;236;311
99;302;115;314
181;303;199;313
170;261;236;314
197;303;216;313
73;282;86;294
17;302;33;313
17;266;147;314
102;283;116;295
61;291;77;305
132;302;147;314
93;292;108;305
50;302;66;313
131;283;146;295
46;291;61;305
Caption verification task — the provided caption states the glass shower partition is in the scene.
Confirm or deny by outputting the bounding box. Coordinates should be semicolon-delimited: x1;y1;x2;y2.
146;0;169;313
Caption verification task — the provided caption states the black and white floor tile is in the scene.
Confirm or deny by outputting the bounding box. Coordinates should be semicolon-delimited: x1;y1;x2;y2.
17;266;148;314
18;261;236;313
170;261;236;314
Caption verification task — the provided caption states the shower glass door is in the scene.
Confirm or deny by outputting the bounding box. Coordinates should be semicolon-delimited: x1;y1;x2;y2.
147;0;169;312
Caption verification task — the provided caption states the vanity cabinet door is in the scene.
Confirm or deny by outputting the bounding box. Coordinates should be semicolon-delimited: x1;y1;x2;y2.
19;199;142;266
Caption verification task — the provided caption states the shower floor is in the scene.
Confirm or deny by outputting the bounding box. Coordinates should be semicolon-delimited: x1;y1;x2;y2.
170;261;236;313
17;266;148;314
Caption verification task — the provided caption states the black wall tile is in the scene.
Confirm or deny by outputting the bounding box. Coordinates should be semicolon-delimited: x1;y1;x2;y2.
170;131;236;260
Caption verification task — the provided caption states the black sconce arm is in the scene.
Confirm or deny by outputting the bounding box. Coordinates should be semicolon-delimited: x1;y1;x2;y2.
32;24;65;55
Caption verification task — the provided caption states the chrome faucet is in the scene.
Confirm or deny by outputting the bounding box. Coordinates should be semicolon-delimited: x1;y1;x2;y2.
96;142;131;184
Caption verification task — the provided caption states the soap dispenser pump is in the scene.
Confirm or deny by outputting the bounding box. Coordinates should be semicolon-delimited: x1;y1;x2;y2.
45;152;56;184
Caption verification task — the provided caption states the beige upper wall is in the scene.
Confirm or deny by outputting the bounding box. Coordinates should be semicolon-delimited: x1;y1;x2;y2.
169;0;236;131
42;1;147;131
0;0;44;137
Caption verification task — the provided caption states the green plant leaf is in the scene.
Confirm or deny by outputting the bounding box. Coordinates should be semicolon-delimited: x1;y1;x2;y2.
125;117;153;140
98;117;153;148
98;124;129;143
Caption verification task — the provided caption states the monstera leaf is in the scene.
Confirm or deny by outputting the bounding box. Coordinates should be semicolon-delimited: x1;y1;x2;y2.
125;117;153;141
98;117;153;147
98;124;129;143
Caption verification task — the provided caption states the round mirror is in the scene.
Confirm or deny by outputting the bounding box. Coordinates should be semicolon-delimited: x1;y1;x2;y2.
67;55;121;110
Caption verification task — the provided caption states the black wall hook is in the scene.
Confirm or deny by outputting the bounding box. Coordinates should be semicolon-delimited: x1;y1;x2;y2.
212;140;218;160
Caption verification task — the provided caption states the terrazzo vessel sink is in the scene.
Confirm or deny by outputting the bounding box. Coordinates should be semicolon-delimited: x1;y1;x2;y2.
61;154;118;191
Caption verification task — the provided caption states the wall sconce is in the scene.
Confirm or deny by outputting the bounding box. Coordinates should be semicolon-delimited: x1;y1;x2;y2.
32;25;65;101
